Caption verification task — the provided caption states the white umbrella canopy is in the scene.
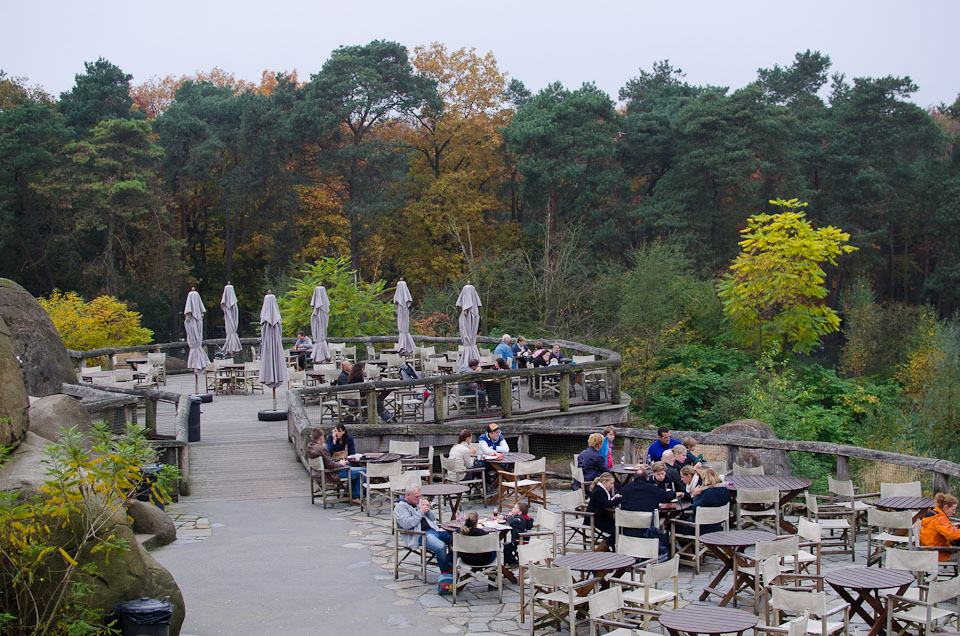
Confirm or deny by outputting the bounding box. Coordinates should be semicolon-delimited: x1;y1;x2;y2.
310;285;331;363
456;282;482;371
184;288;210;392
393;279;415;356
258;291;288;397
220;282;242;355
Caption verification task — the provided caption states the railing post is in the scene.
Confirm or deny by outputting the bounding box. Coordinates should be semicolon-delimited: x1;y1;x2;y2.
610;365;621;404
727;444;739;470
836;455;850;481
518;433;530;454
933;471;949;495
499;377;512;418
105;355;115;371
145;398;157;434
365;388;378;424
433;380;445;425
623;437;635;465
559;371;570;412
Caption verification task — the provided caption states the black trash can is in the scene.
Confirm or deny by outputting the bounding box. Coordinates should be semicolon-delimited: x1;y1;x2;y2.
586;385;601;402
135;463;164;511
113;596;173;636
188;396;202;442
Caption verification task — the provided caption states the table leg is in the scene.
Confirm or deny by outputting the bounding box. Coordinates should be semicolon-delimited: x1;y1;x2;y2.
777;489;805;533
700;546;735;602
828;584;876;626
449;493;463;519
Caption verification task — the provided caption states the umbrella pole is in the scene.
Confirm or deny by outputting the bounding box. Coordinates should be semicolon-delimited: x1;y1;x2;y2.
272;387;277;411
195;373;199;394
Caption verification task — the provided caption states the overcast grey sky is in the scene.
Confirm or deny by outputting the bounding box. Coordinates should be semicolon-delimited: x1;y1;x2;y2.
3;0;958;108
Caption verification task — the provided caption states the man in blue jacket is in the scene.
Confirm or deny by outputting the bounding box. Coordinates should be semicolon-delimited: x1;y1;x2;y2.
647;426;680;462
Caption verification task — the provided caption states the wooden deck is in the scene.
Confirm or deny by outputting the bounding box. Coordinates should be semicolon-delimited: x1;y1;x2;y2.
158;374;305;502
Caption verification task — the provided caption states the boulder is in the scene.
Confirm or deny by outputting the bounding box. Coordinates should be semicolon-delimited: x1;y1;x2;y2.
165;355;187;373
711;419;792;476
28;394;92;444
0;279;76;397
127;500;177;546
0;315;30;449
142;549;186;633
0;431;54;496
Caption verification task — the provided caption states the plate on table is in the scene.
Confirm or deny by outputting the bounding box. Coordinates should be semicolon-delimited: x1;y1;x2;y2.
482;454;503;461
362;452;384;460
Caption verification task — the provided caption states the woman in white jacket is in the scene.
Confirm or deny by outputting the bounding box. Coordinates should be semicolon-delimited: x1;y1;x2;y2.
449;429;477;475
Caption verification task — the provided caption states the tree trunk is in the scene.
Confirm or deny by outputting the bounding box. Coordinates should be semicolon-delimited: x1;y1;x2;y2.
104;212;117;296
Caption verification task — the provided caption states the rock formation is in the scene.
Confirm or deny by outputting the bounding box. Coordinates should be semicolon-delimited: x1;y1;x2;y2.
711;418;792;475
0;316;29;448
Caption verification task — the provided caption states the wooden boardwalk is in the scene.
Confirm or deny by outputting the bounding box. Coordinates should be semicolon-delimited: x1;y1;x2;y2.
159;374;305;502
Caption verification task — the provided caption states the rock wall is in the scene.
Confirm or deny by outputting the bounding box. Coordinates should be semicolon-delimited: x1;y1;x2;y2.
0;316;29;449
0;279;76;397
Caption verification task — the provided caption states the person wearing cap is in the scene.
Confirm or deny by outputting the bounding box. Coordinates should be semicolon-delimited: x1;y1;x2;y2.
478;423;510;496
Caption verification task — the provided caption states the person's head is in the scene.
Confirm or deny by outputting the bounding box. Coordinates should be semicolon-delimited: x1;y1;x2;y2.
515;501;529;516
540;350;551;362
517;336;526;347
593;472;615;492
495;358;509;370
486;422;501;441
662;449;675;465
535;341;544;350
700;468;723;488
935;492;959;515
348;362;365;382
297;331;305;339
552;344;561;354
501;333;511;344
404;485;422;506
673;445;687;462
635;467;648;480
458;429;473;444
340;360;352;372
603;426;616;443
657;426;671;444
680;465;697;484
311;428;324;442
651;461;667;481
468;358;480;370
588;433;604;450
333;423;348;439
460;510;479;535
682;436;698;453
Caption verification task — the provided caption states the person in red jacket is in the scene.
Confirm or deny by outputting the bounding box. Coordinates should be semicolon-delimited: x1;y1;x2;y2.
920;492;960;561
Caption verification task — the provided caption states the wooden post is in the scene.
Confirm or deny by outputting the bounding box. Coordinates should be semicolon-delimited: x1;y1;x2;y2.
105;355;115;371
559;371;570;412
727;444;739;470
145;399;157;434
433;381;445;425
933;471;949;495
499;378;512;418
610;365;621;404
836;455;850;481
365;389;378;424
518;433;530;454
623;437;635;465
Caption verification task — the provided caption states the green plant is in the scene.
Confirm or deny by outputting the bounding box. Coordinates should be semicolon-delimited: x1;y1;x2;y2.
0;423;169;636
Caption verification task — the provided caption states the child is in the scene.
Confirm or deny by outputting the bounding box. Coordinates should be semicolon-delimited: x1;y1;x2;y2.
503;502;534;565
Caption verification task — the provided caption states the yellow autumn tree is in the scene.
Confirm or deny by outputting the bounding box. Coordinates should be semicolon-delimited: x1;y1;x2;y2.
39;291;153;351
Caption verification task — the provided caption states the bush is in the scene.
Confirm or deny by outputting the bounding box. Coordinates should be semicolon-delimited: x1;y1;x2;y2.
39;290;153;352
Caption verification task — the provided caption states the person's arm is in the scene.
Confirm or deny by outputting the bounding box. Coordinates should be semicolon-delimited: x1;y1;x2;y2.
659;488;677;503
394;501;423;531
478;436;492;455
497;437;510;453
936;513;960;542
326;435;335;454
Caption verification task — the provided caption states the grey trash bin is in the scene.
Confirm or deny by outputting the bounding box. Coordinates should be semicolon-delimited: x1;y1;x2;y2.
188;396;201;442
113;596;173;636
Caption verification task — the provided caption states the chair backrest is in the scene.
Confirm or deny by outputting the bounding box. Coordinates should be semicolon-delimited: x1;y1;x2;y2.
827;476;856;498
214;358;233;369
342;346;356;359
114;369;134;382
571;464;586;484
530;564;572;588
617;536;660;561
82;365;102;373
695;502;730;526
772;587;827;615
739;487;779;505
365;365;381;380
92;376;117;385
560;489;584;511
786;613;810;636
244;361;260;372
867;507;914;531
929;576;960;604
804;491;820;515
514;457;546;476
308;456;325;472
338;390;361;402
571;355;595;364
880;481;922;497
615;510;654;531
756;535;799;562
760;557;784;587
733;463;764;476
453;531;500;555
798;518;822;543
644;553;679;585
536;508;559;533
289;369;306;382
389;472;421;492
367;461;402;479
518;539;551;566
886;547;939;575
912;519;923;547
588;586;623;622
439;454;456;476
389;440;420;456
147;352;165;366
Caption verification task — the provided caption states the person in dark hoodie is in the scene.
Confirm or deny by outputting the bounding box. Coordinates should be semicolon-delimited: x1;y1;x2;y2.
577;433;607;492
503;501;534;565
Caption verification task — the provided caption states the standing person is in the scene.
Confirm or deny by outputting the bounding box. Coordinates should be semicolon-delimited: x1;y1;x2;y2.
326;424;356;457
682;437;704;467
494;334;515;368
586;473;621;551
394;485;452;575
503;501;533;565
306;428;364;504
599;426;617;470
920;492;960;561
293;331;313;370
457;511;496;567
647;427;680;462
577;433;607;490
478;423;509;496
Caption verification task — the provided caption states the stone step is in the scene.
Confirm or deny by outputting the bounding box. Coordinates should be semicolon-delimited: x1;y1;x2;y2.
135;532;158;551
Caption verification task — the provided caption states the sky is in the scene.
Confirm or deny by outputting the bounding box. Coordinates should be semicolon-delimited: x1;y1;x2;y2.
2;0;958;108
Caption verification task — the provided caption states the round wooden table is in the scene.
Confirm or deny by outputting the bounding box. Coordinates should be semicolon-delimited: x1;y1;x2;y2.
698;530;776;605
659;606;758;636
873;496;936;521
420;483;469;523
610;463;646;486
553;552;637;588
824;567;915;636
726;475;812;533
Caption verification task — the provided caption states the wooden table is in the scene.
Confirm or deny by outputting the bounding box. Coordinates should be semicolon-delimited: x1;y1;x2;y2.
348;452;408;465
420;483;469;523
658;500;692;526
699;530;776;605
824;567;914;636
122;357;148;367
553;552;636;588
659;606;758;636
219;363;245;394
611;463;646;486
356;358;388;366
726;475;812;533
437;360;496;373
873;496;936;522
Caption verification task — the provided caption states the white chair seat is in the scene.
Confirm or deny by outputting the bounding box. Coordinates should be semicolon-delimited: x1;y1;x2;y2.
893;606;955;624
840;500;872;512
622;588;677;606
872;532;909;543
783;620;844;635
796;549;818;563
818;519;850;530
540;590;591;606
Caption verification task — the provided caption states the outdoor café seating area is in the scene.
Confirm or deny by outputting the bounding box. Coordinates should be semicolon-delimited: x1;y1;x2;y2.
310;443;960;636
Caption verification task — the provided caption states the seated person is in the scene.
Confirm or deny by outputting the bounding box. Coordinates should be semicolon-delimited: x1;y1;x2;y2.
394;484;452;573
681;437;705;467
620;467;675;554
676;468;730;535
679;465;699;501
586;473;621;550
494;334;515;368
503;501;534;565
648;461;677;493
577;433;607;491
326;423;356;457
660;450;685;491
456;511;496;567
548;343;564;363
347;362;395;422
293;331;312;370
335;360;352;385
511;336;533;369
306;428;364;504
672;444;694;469
459;359;488;410
478;423;509;495
920;492;960;561
646;426;680;462
449;429;482;478
485;358;510;407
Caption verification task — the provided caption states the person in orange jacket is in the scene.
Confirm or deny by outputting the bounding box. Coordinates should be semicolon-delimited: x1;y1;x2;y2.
920;492;960;561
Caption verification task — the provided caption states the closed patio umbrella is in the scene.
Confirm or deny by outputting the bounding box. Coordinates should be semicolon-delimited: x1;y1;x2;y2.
456;282;482;371
310;285;331;363
393;278;415;356
220;282;242;356
258;290;288;412
184;287;210;393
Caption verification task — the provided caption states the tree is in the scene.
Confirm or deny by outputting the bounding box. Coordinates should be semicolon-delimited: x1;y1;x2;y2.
39;290;153;351
718;198;856;354
58;58;142;131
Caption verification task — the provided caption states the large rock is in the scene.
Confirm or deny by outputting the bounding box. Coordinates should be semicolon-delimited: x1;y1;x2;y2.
711;419;792;475
28;394;92;444
127;500;177;546
142;549;186;632
0;431;54;496
0;279;76;397
0;315;30;449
